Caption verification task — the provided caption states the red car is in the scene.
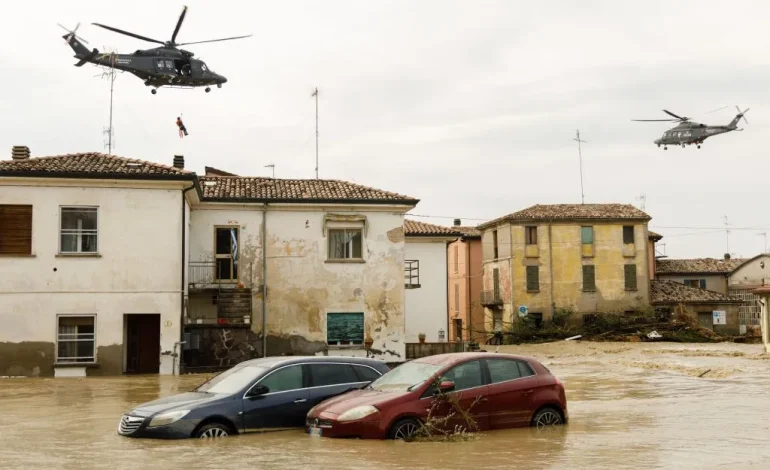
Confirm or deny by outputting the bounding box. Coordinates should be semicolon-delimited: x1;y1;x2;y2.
305;352;567;439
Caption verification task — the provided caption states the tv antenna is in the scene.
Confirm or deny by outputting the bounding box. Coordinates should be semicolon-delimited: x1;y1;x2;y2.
573;130;587;204
264;164;275;178
636;193;647;210
759;232;767;253
94;48;119;154
311;87;319;179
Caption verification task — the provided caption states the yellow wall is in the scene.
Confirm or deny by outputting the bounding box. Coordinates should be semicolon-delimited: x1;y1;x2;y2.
484;221;651;321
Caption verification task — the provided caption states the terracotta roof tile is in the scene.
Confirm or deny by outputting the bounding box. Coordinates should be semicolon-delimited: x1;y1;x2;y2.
204;166;238;176
200;176;418;204
0;152;191;176
648;230;663;240
650;280;743;304
404;220;462;237
656;258;747;275
454;226;482;238
479;203;650;229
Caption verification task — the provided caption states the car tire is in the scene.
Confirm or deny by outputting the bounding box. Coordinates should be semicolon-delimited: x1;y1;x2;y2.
195;422;232;438
531;407;563;428
387;417;422;440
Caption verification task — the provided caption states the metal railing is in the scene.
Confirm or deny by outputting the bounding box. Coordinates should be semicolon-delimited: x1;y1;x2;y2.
188;260;253;288
481;289;503;305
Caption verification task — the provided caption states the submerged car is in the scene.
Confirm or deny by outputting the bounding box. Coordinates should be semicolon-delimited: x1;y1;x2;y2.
117;356;389;439
306;352;567;439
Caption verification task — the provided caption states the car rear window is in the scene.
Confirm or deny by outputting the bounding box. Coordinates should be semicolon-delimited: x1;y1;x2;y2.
353;365;382;381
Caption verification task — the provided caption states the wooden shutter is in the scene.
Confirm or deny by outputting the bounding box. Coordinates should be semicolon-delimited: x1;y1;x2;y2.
327;313;364;344
623;226;634;244
526;266;539;291
493;268;500;298
0;205;32;255
583;265;596;291
699;279;706;289
624;264;637;290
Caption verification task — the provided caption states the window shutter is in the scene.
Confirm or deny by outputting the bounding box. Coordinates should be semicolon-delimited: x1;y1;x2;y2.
624;264;637;290
699;279;706;289
583;265;595;291
0;205;32;255
526;266;539;291
327;313;364;344
493;268;500;298
623;226;634;244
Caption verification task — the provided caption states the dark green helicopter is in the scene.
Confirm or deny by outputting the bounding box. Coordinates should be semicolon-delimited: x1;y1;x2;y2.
632;106;749;149
60;6;251;94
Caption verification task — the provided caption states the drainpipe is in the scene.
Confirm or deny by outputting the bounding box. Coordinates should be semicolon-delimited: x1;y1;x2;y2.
548;219;555;320
446;241;450;342
466;237;472;342
261;203;268;358
509;223;514;326
178;184;195;375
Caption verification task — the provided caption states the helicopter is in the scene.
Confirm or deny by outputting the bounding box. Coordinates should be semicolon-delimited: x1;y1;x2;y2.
60;6;251;94
631;106;749;150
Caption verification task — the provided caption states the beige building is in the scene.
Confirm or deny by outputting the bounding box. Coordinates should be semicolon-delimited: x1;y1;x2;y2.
446;219;484;343
476;203;653;326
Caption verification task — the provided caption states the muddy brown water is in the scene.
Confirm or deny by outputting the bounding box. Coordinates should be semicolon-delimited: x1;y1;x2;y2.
2;342;769;470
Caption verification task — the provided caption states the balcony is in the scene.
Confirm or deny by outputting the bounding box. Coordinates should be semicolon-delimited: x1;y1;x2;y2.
189;261;253;290
481;289;504;306
185;289;253;327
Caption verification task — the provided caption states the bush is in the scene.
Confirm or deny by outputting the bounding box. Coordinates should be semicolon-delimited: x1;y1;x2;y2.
406;377;481;442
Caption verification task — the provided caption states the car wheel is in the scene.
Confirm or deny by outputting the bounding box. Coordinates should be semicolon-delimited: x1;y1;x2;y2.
532;407;563;428
388;417;421;440
195;422;232;438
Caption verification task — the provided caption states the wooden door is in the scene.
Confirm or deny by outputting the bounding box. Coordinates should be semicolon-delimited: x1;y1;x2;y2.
125;314;161;374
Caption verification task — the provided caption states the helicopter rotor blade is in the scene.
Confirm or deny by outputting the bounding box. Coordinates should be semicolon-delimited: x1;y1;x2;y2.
663;109;688;121
171;5;188;45
58;22;89;44
631;119;677;122
177;34;253;46
704;105;727;115
91;22;165;45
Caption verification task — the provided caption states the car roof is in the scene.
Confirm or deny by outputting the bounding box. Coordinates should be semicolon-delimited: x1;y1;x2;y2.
236;355;388;369
412;352;539;366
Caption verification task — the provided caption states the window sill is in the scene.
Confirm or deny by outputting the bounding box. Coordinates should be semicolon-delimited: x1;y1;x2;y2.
56;253;102;258
625;288;638;292
527;290;540;293
54;362;100;368
325;259;365;264
582;289;596;293
327;344;365;350
0;253;36;258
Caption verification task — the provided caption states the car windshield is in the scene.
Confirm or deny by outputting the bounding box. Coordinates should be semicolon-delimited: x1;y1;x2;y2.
194;365;268;394
368;361;442;392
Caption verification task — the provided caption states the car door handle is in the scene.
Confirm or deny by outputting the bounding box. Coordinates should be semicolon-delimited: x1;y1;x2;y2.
294;398;307;403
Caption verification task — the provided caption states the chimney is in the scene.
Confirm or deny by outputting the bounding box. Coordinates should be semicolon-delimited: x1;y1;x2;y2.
11;146;30;160
453;218;461;226
173;155;184;169
724;253;731;260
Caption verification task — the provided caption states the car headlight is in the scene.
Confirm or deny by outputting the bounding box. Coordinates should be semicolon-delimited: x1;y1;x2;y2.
148;409;190;428
337;405;379;422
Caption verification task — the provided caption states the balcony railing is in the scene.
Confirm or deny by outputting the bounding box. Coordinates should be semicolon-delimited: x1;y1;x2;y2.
481;289;503;306
188;261;253;289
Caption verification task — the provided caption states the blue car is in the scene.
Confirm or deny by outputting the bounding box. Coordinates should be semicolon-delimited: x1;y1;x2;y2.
117;356;390;439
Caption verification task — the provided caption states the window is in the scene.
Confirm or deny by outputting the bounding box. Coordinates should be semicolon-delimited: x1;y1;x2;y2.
196;364;269;394
56;315;95;363
454;284;460;314
258;364;303;393
60;207;97;253
526;265;539;291
581;226;594;244
327;312;364;345
352;365;382;382
0;204;32;255
623;225;635;244
493;268;500;298
453;318;463;341
624;264;637;290
517;361;535;377
215;227;238;280
486;358;522;383
441;360;483;391
492;230;499;259
453;244;459;273
583;265;596;291
525;226;538;245
684;279;706;289
309;363;360;387
328;228;362;260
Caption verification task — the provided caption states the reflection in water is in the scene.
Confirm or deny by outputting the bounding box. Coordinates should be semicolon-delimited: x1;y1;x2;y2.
0;342;768;469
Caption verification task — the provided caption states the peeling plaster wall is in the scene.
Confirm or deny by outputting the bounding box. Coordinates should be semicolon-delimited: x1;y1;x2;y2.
0;182;185;376
404;238;449;342
189;204;407;362
730;255;770;288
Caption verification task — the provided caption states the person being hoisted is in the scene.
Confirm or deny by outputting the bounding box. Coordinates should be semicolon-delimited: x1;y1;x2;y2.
176;116;188;138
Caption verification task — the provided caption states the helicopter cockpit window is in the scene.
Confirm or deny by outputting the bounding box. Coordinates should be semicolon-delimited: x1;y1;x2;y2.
157;60;164;68
201;63;208;72
165;60;173;69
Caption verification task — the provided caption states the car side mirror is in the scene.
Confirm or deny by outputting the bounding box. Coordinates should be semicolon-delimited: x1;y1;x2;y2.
247;385;269;398
438;380;455;393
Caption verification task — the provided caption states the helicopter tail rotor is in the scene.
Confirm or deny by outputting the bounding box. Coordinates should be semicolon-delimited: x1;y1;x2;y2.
736;105;750;124
58;22;89;44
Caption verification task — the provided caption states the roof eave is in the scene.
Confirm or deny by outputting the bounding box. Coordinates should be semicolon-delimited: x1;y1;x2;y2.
202;196;420;206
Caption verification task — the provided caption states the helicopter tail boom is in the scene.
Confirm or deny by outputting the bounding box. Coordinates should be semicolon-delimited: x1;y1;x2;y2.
62;33;99;66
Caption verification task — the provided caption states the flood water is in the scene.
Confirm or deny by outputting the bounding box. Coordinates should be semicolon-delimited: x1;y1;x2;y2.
2;341;769;470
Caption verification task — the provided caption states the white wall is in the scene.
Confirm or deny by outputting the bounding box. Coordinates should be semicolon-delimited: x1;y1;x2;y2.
0;179;185;376
404;238;449;342
189;203;408;361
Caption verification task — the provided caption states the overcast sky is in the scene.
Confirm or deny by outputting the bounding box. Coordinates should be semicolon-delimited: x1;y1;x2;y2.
2;0;769;259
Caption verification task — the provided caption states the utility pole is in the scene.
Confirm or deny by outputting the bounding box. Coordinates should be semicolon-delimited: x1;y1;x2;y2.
264;164;275;178
573;130;587;204
759;232;767;253
723;215;730;254
96;49;117;154
311;87;319;179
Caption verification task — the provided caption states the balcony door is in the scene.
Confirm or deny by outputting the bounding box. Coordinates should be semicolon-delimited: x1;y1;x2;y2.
215;226;239;281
